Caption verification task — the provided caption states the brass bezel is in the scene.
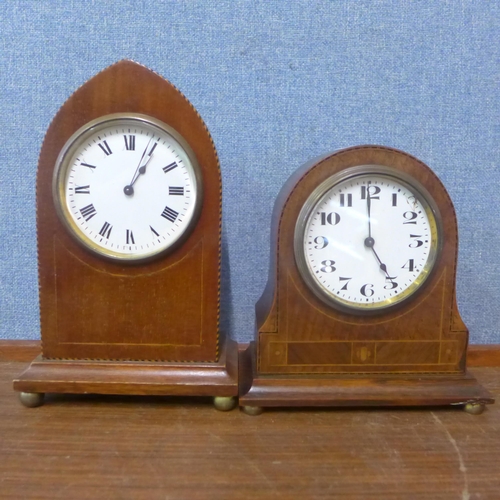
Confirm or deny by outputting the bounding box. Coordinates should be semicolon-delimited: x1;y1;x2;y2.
294;165;443;313
52;113;203;263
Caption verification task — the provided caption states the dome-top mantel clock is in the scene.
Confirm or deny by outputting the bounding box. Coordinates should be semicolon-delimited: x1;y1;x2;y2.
239;145;493;415
14;60;238;411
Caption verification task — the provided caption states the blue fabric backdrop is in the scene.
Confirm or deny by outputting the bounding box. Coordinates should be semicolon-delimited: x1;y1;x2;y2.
0;1;498;343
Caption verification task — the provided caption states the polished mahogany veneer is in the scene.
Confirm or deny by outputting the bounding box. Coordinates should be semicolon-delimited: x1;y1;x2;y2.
239;146;493;413
14;60;238;406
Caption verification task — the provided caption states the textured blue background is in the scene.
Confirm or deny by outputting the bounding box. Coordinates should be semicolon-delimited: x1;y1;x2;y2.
0;1;498;343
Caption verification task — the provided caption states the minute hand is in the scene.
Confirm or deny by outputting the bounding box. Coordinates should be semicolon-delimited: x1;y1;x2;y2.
366;189;372;238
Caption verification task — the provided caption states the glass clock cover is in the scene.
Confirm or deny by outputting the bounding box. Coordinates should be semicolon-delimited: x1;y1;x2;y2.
295;165;442;311
53;113;202;262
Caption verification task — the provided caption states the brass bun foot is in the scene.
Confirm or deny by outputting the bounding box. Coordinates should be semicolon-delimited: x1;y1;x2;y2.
19;392;45;408
464;402;485;415
213;396;237;412
242;405;263;416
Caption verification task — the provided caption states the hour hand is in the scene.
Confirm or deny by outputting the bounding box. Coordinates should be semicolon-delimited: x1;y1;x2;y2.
124;143;156;196
128;139;154;183
364;237;395;283
138;152;154;175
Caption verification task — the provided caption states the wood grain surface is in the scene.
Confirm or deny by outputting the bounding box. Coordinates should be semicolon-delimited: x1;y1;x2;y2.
243;146;492;408
1;360;500;499
36;60;223;363
2;340;500;365
255;146;469;377
13;338;239;397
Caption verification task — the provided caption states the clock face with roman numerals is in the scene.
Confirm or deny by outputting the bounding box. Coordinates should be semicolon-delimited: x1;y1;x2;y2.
294;165;442;312
53;113;201;261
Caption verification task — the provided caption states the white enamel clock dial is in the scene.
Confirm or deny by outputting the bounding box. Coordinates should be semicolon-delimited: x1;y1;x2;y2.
295;165;441;311
53;114;201;261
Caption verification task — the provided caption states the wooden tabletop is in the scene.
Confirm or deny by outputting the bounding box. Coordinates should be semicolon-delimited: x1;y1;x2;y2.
1;361;499;499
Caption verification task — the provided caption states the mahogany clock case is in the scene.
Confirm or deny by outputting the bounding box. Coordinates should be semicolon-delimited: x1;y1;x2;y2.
13;60;238;403
239;145;494;411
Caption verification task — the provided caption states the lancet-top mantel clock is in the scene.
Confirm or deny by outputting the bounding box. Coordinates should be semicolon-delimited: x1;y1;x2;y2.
239;145;493;415
13;60;238;410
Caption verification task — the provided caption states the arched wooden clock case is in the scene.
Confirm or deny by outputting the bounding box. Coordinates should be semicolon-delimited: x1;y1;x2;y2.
14;60;238;410
239;146;493;414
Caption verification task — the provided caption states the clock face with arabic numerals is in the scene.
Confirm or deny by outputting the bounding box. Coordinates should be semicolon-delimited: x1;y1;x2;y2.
294;165;442;312
53;113;202;262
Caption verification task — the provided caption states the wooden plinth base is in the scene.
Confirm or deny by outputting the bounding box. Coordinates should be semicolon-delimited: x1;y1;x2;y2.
239;343;494;410
13;338;238;399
